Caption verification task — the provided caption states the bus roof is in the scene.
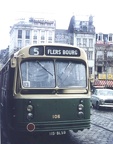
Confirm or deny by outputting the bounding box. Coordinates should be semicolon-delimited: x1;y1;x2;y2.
13;43;86;59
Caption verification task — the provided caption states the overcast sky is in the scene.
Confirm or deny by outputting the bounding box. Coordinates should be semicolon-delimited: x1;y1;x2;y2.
0;0;113;49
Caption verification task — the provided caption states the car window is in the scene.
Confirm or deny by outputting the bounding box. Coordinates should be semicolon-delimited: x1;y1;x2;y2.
98;89;113;96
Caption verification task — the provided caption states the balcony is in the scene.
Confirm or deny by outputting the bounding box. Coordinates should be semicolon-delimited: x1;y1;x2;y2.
96;57;104;65
107;56;113;61
96;56;104;62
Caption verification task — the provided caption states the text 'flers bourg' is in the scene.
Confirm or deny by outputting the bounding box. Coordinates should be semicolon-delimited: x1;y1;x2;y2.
47;49;78;55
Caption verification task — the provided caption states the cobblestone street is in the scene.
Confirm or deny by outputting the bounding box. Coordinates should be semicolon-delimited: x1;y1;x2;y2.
68;108;113;144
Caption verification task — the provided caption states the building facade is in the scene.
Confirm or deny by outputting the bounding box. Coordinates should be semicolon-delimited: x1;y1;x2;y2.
9;17;74;56
0;46;9;70
55;29;73;45
94;33;113;88
9;18;56;55
68;15;96;79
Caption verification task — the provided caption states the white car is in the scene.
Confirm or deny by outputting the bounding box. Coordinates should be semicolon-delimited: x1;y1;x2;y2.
91;88;113;109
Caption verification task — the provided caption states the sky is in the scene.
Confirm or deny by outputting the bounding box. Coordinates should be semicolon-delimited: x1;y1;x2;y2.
0;0;113;49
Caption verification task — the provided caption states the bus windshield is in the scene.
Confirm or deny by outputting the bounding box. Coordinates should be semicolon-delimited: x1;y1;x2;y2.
20;60;86;88
56;60;86;88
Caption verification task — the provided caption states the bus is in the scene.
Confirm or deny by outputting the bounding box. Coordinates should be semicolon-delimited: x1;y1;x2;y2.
0;43;91;143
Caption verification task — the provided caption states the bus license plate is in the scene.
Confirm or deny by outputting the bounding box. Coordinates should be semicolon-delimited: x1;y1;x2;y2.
49;131;66;136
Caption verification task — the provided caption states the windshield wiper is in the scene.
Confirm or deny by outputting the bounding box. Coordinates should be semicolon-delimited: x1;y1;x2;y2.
36;61;53;76
58;62;72;80
60;63;75;86
63;62;72;74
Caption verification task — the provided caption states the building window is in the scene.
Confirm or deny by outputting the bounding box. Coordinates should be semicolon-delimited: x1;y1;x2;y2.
89;39;93;47
33;30;37;39
77;38;81;46
25;30;30;39
83;38;87;47
87;51;93;60
25;40;30;46
98;34;103;41
97;66;102;73
96;34;98;41
109;34;112;41
41;31;45;40
33;41;37;44
48;31;52;41
18;30;22;38
103;34;108;43
18;40;22;47
48;37;52;40
41;41;44;43
33;36;37;39
89;67;93;75
48;41;52;43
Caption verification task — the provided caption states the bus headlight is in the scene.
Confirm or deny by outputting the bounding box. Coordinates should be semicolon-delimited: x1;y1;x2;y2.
78;104;84;111
80;99;84;103
27;113;33;120
78;111;84;118
27;105;33;112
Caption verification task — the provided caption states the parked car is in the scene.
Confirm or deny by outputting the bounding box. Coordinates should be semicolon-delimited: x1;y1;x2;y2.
91;88;113;109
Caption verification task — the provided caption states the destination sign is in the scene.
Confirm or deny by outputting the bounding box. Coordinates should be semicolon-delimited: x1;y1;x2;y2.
29;46;80;56
45;46;80;56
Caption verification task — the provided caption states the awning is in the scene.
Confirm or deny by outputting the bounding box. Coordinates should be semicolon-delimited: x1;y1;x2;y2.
94;80;113;87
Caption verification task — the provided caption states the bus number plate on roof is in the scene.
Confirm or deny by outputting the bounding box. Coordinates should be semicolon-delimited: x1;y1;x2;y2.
29;46;80;56
29;46;44;55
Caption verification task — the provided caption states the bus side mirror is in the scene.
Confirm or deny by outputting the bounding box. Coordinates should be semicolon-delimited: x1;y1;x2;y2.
11;57;16;68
